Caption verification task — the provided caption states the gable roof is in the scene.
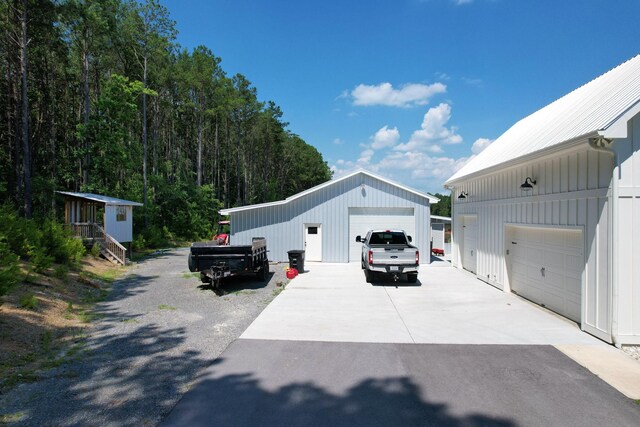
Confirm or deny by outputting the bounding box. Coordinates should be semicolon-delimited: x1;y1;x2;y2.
57;191;143;207
446;54;640;185
219;169;439;215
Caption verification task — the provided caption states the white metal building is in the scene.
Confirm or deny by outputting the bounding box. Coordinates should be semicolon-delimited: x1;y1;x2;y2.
220;170;438;264
444;55;640;346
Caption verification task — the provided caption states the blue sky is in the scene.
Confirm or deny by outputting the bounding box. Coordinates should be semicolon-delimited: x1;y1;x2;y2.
162;0;639;194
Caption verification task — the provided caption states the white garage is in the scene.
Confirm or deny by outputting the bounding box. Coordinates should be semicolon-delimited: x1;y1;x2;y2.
221;169;438;264
445;54;640;346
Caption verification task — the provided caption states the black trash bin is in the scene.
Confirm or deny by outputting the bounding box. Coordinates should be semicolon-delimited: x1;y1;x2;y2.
287;250;305;273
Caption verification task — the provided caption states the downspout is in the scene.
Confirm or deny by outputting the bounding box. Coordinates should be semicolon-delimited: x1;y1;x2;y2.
588;136;618;346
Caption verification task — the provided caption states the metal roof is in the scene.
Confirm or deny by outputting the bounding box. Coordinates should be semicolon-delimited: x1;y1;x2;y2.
446;54;640;185
431;215;451;222
219;169;439;215
57;191;143;206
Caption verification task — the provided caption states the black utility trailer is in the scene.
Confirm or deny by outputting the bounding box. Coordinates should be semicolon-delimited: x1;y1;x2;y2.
188;237;269;290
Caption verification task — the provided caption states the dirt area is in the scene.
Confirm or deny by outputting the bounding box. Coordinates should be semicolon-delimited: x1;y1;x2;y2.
0;257;124;393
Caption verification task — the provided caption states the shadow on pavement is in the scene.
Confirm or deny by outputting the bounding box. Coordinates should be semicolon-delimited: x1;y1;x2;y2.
162;368;516;427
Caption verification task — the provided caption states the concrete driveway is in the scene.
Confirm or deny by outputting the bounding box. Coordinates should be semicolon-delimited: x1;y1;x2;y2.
241;262;600;345
163;263;640;426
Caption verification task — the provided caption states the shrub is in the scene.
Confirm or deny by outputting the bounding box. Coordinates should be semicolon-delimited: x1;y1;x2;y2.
54;265;69;281
30;248;53;274
90;242;101;258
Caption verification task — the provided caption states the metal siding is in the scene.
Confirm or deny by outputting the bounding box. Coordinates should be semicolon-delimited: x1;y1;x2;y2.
615;114;640;343
229;174;431;263
104;205;133;243
451;146;612;342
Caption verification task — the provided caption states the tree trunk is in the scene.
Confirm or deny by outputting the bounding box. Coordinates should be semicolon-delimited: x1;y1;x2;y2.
82;38;90;187
20;0;31;218
142;55;148;226
197;111;203;186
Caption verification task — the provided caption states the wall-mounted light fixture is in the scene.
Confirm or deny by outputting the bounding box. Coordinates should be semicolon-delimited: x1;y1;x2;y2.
520;177;536;191
458;191;468;199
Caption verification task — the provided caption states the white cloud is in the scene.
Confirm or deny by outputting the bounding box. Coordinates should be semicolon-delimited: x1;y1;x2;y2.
371;126;400;150
471;137;493;154
454;0;473;5
395;103;462;153
358;149;375;164
350;82;446;108
333;138;344;145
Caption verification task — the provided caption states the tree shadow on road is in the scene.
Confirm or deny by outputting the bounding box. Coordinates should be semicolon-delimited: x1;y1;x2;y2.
162;368;517;427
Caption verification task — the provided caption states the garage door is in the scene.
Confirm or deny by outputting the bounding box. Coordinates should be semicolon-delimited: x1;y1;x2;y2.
349;207;415;262
462;216;477;273
508;226;583;323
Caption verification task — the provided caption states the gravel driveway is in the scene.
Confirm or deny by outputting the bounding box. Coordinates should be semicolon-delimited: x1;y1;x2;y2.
0;247;285;426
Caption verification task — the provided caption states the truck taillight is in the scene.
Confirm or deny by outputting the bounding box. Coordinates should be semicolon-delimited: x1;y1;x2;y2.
416;251;419;265
368;250;373;265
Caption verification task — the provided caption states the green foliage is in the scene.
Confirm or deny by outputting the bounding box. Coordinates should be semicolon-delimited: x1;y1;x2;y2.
0;241;20;296
90;243;101;258
19;294;38;310
0;1;333;248
431;193;451;218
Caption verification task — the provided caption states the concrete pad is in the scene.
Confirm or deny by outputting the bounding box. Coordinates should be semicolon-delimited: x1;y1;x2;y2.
242;263;600;345
556;344;640;399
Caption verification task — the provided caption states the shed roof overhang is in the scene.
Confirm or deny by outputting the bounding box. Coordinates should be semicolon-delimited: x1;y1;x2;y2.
57;191;143;207
219;169;439;215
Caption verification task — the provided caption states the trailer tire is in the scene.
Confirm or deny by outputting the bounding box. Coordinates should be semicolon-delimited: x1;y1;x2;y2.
258;261;269;282
200;273;209;283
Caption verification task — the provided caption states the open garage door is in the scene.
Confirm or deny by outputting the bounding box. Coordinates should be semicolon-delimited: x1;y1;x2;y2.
508;226;583;323
349;207;415;262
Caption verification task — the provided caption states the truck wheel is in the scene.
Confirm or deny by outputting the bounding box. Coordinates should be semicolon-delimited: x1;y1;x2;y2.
407;274;418;283
364;269;373;283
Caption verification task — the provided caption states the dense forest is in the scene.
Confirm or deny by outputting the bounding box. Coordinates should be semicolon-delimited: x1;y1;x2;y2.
0;0;332;242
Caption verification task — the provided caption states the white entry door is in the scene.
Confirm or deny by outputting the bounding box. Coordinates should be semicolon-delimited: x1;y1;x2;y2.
305;224;322;261
508;226;583;323
462;216;477;273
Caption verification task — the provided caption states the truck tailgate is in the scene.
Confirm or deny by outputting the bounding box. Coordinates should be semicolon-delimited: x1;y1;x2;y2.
372;246;416;264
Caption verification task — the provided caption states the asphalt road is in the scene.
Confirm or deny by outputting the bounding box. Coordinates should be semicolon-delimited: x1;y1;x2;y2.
163;339;640;427
0;248;283;426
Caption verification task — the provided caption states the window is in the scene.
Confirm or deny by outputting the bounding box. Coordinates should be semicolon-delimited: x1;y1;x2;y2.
369;232;407;245
307;226;318;235
116;206;127;222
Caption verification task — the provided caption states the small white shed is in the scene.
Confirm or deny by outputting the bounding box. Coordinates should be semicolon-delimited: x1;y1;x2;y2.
58;192;143;264
444;55;640;346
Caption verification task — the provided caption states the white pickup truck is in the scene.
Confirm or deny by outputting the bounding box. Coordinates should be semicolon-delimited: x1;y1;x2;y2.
355;230;419;283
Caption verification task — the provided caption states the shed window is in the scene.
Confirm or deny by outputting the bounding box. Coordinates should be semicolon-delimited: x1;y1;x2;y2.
116;206;127;222
307;227;318;235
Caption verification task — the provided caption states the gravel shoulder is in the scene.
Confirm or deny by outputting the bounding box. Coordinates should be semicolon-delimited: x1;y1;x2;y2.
0;247;287;426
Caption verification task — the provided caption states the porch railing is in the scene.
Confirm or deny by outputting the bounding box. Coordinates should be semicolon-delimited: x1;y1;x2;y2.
69;222;127;265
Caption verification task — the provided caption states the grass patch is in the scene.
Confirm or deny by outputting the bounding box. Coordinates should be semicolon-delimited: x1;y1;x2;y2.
635;399;640;405
120;317;140;324
82;288;109;304
2;370;39;389
19;294;38;310
77;310;102;323
182;272;200;279
158;304;177;311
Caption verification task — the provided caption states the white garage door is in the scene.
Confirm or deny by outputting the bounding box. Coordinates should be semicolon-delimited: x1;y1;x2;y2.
508;226;583;323
349;207;415;262
462;216;477;273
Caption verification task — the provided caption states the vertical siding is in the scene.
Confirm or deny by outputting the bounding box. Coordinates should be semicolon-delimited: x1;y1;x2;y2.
230;174;431;264
615;114;640;343
451;144;612;342
104;205;133;243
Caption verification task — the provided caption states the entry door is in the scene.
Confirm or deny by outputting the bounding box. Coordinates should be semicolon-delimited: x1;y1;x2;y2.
462;216;477;273
305;224;322;261
509;226;583;323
